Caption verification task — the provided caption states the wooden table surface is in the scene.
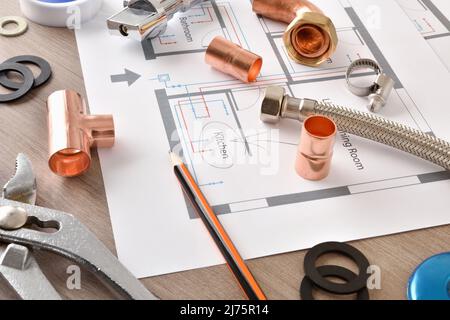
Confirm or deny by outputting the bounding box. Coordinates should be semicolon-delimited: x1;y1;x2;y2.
0;0;449;300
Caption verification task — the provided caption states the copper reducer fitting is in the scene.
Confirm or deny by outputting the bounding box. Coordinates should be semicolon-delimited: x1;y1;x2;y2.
47;90;115;177
206;36;263;83
252;0;338;66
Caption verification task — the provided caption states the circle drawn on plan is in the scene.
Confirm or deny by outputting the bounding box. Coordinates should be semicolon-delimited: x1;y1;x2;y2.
200;121;244;169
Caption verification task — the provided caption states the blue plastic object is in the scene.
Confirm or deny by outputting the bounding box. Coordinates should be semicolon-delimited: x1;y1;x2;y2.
408;252;450;300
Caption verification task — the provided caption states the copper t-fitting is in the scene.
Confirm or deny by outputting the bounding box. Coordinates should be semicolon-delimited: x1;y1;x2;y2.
47;90;115;177
253;0;337;66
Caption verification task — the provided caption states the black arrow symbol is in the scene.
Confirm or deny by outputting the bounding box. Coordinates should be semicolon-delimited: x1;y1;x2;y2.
110;69;141;86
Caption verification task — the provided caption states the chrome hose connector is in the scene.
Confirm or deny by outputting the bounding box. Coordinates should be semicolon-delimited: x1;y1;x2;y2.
261;86;450;170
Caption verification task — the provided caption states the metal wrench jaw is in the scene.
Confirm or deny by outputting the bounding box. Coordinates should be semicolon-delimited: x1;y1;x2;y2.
2;154;37;205
0;199;158;300
0;244;61;300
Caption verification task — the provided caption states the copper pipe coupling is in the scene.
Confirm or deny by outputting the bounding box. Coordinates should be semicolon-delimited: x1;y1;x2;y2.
47;90;115;177
253;0;338;67
296;115;336;181
206;36;263;83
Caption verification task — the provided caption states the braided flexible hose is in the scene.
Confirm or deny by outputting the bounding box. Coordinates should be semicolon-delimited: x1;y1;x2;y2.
312;101;450;170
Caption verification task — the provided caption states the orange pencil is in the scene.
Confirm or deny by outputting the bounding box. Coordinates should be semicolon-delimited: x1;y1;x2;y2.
170;152;266;300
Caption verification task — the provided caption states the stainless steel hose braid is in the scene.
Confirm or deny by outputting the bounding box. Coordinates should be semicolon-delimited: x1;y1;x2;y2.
260;86;450;170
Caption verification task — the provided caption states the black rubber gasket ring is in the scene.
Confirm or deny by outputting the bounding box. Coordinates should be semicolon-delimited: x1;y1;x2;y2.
0;63;34;103
304;242;370;294
0;55;51;89
300;265;370;300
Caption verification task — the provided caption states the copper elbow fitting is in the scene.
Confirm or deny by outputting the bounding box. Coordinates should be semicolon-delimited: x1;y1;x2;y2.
252;0;338;66
47;90;115;177
205;36;263;83
295;115;336;181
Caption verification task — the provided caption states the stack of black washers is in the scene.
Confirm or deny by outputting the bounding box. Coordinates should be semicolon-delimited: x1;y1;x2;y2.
0;55;52;103
300;242;371;300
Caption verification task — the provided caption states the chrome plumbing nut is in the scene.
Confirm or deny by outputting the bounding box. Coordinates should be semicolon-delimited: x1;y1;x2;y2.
261;86;316;124
260;86;285;123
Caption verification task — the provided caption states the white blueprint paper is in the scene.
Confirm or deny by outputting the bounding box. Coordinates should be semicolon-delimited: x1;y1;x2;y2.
75;0;450;278
396;0;450;71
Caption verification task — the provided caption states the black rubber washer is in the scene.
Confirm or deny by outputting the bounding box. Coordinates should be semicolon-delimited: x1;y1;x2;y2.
0;55;51;89
304;242;370;294
0;63;34;103
300;265;370;300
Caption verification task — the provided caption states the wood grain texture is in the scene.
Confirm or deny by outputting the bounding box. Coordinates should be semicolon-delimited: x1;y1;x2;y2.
0;0;449;300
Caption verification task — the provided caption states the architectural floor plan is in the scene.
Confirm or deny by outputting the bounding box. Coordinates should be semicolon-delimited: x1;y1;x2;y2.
75;0;450;277
144;0;450;218
397;0;450;70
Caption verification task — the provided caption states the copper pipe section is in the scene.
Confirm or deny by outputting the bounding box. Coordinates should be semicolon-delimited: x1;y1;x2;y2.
47;90;115;177
295;115;336;181
252;0;338;66
252;0;322;23
205;36;263;83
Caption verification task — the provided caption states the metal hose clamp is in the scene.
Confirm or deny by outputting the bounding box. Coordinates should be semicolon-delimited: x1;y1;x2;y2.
345;58;395;113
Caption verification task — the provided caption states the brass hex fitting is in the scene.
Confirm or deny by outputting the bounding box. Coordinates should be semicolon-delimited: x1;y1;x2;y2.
284;12;337;66
253;0;338;67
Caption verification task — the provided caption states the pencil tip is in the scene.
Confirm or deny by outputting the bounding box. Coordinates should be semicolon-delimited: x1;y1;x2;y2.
169;152;183;166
